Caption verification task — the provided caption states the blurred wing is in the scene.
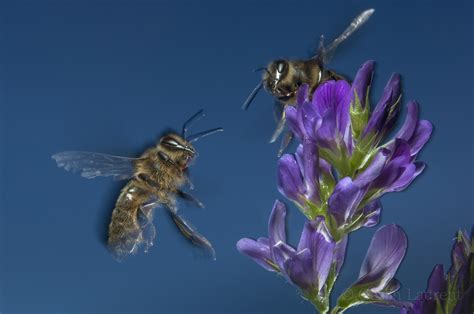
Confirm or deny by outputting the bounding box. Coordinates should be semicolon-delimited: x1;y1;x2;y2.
137;202;157;254
52;151;140;180
315;8;374;64
168;209;216;260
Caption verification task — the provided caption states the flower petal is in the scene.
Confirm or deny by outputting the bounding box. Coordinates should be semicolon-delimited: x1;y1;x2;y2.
426;264;446;294
351;60;375;109
312;80;352;150
295;218;335;292
395;101;419;141
453;286;474;314
302;139;320;203
237;238;276;272
328;177;363;225
316;107;338;150
409;120;433;155
268;200;287;247
357;224;408;293
334;235;348;274
362;200;382;227
297;220;314;252
371;140;412;191
277;155;304;202
285;106;303;139
285;248;314;291
296;84;310;104
300;98;321;140
363;73;401;141
272;240;296;277
368;291;411;308
389;161;425;193
354;149;389;187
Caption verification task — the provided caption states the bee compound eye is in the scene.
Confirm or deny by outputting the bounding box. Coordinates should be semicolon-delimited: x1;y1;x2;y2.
162;138;179;147
276;61;287;74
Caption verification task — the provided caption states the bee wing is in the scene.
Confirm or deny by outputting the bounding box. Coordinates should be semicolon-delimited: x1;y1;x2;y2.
316;8;374;64
137;201;157;254
167;209;216;260
52;151;140;180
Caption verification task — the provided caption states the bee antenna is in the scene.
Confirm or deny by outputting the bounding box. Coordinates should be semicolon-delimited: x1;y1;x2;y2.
241;81;264;110
182;109;206;138
187;127;224;143
253;67;267;72
254;67;276;81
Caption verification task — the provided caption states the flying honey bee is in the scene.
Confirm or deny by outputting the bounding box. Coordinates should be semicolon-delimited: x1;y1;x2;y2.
242;9;375;156
52;110;223;261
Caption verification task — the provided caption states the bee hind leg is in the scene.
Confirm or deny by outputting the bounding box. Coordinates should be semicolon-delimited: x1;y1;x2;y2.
277;131;294;157
166;208;215;260
177;189;205;208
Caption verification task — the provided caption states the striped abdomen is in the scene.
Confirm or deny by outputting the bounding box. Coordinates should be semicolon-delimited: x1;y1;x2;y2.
107;180;157;260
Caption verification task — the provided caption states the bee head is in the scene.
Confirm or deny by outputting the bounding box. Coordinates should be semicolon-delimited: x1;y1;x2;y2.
263;59;288;86
155;110;223;169
262;60;301;101
242;59;294;110
159;133;196;169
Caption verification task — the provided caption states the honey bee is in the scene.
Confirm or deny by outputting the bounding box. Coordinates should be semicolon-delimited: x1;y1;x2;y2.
242;9;374;155
52;110;223;261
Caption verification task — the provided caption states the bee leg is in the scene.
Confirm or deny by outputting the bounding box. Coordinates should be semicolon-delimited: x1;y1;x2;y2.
166;207;216;260
277;131;294;157
185;177;195;190
270;106;287;143
177;190;205;208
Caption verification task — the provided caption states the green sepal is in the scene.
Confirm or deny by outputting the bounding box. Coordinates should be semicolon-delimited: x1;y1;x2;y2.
319;145;352;179
444;275;459;314
319;170;336;204
335;282;373;311
350;91;369;141
349;135;378;176
301;286;329;314
435;298;444;314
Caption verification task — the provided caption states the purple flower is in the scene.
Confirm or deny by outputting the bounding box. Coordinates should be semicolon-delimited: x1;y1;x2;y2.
401;229;473;314
386;101;433;157
286;80;353;160
351;60;375;110
355;139;426;201
277;141;335;215
336;225;409;311
284;61;432;183
327;176;381;233
236;200;337;299
361;73;402;146
400;265;446;314
349;61;375;140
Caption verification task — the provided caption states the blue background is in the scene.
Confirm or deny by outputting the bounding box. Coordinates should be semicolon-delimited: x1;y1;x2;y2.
1;0;473;313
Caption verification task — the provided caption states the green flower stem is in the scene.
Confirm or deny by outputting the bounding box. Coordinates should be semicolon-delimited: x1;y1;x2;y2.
308;295;328;314
330;306;345;314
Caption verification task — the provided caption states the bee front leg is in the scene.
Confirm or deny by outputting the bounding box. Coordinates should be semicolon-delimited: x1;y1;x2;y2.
185;176;195;190
177;189;205;209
